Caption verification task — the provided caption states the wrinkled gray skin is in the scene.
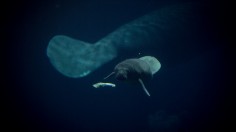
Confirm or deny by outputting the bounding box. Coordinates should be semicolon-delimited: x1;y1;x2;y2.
46;2;218;96
47;3;212;78
105;58;152;96
114;59;152;82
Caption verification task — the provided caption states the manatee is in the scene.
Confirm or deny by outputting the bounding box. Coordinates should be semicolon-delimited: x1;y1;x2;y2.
104;56;161;96
46;3;205;78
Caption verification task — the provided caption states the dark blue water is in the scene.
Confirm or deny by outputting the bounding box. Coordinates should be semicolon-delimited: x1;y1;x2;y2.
3;0;233;132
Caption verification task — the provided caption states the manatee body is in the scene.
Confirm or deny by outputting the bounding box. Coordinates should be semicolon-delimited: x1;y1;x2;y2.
47;3;202;78
114;59;153;82
105;56;161;96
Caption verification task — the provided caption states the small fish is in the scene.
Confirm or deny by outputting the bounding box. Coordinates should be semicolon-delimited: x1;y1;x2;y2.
93;82;116;88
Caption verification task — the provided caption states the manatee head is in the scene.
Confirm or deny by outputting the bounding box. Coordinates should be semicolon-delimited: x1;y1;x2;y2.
115;68;128;81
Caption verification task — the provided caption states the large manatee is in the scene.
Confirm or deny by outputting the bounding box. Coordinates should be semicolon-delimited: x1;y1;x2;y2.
47;3;211;78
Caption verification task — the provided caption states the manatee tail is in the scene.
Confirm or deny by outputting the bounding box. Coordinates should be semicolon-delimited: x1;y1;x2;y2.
139;56;161;75
47;35;117;78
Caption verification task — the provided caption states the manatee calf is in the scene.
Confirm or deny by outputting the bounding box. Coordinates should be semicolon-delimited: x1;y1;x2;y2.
104;56;161;96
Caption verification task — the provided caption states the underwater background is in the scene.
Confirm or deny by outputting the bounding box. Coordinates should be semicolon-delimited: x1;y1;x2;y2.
3;0;233;132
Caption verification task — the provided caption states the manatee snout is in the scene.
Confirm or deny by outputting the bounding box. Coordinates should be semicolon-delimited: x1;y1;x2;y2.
115;69;128;81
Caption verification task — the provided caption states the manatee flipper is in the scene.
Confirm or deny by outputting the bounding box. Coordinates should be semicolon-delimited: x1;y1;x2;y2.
104;72;115;80
138;78;150;96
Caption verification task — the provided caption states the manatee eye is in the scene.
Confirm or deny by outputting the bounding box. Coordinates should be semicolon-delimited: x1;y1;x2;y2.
115;70;127;81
